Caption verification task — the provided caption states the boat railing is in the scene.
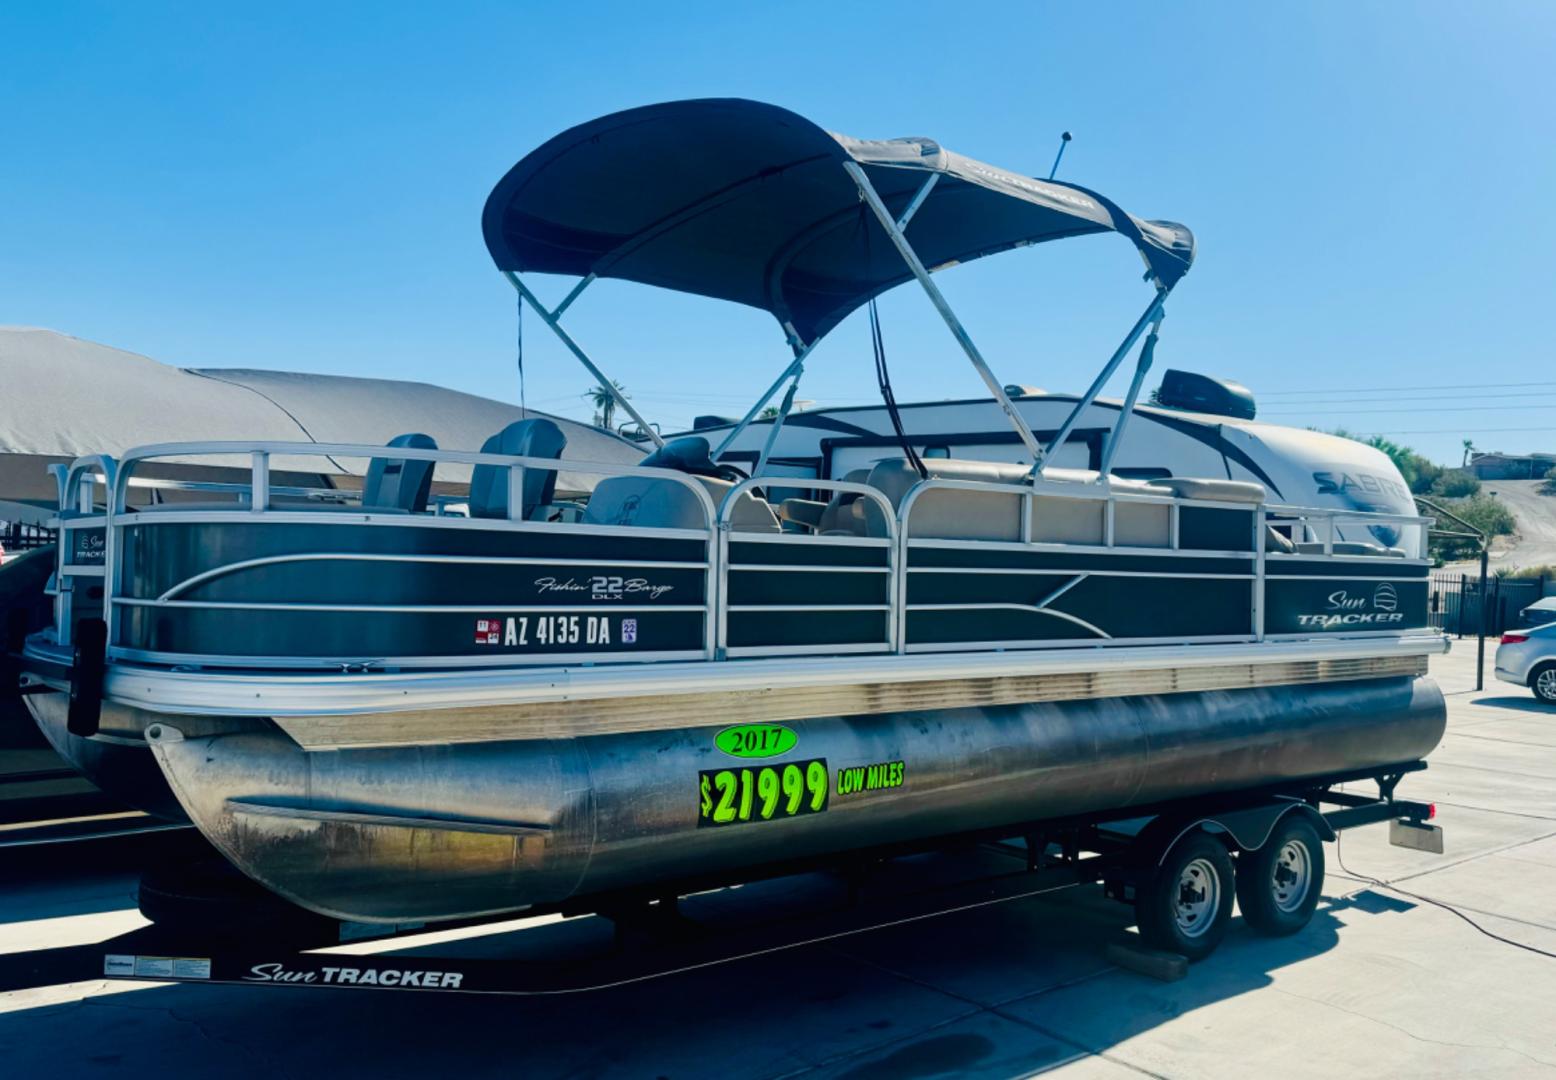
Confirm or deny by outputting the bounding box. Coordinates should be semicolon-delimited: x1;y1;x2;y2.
1263;502;1429;556
53;442;721;658
717;477;898;657
50;456;119;638
894;475;1270;651
105;440;719;517
46;442;1438;665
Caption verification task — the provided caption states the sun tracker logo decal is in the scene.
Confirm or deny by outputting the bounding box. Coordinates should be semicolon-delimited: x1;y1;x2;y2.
1373;583;1398;613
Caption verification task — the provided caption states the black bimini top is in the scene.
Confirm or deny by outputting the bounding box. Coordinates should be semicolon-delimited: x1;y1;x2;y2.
482;98;1194;347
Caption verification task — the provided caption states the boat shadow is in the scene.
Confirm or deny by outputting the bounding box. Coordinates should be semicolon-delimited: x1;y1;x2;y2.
0;847;1411;1078
1469;694;1554;715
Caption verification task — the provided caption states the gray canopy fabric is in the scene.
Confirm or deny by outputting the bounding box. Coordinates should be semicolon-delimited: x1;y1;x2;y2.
483;98;1194;346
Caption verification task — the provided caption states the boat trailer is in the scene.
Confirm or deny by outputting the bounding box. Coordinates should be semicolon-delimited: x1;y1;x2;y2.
0;764;1440;998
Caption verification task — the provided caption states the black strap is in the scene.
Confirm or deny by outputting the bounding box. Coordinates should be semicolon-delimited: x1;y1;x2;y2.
869;298;927;479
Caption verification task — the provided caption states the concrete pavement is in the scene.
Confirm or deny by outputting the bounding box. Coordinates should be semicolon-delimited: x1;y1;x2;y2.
2;643;1553;1078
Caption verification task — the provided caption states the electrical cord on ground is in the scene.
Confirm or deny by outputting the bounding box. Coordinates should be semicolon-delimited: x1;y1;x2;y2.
1335;831;1556;961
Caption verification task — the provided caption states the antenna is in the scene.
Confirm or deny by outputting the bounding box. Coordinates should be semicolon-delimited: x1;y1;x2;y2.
1047;131;1072;180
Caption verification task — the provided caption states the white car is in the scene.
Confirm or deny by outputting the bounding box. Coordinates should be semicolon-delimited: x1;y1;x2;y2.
1520;596;1556;628
1495;623;1556;704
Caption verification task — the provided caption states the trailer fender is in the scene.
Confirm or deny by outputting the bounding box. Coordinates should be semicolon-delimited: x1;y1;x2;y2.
1147;801;1335;867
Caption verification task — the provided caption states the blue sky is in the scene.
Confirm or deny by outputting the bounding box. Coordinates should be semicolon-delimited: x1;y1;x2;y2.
2;2;1553;464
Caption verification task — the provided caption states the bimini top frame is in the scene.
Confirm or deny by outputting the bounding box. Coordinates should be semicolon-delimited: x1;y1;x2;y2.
481;98;1196;473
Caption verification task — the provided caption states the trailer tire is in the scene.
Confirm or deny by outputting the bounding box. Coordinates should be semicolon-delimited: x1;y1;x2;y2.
1135;832;1235;962
1236;815;1325;936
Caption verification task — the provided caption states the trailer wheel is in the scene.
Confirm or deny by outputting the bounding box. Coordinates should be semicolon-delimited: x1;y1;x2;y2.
1135;832;1235;961
1236;815;1325;936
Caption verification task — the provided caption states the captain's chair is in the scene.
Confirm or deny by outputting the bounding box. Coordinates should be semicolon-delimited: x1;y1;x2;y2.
583;436;779;532
469;418;567;520
363;433;437;513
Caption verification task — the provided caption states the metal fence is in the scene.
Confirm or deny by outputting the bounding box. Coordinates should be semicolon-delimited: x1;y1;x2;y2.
1;520;55;556
1429;569;1547;636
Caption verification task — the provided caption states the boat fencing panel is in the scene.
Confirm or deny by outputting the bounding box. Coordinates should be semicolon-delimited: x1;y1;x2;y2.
87;443;720;668
1261;505;1431;639
718;478;897;658
897;479;1261;651
50;443;1437;670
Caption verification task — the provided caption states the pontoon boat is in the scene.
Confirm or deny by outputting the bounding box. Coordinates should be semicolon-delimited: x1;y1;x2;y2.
17;99;1446;928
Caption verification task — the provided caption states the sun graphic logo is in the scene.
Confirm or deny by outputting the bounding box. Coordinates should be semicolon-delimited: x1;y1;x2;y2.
1373;582;1398;612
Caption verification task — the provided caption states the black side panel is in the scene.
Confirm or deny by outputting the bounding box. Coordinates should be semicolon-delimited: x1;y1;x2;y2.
119;522;706;600
726;611;886;649
727;569;887;607
903;544;1254;645
907;576;1253;645
725;539;891;651
726;541;886;568
1178;507;1255;552
1265;578;1429;635
116;520;709;660
1268;558;1429;579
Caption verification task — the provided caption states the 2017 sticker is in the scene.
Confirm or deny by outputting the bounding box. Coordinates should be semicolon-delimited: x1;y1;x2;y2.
715;725;798;759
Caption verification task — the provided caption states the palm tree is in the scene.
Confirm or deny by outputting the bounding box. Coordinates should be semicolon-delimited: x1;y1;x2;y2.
585;381;629;430
1462;438;1476;467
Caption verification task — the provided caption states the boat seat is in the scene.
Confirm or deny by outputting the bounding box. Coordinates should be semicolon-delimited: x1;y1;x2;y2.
863;458;1034;541
1294;540;1406;557
705;476;780;532
469;418;566;520
583;436;779;533
583;474;778;532
583;476;708;529
1153;477;1266;504
778;498;827;530
362;433;437;513
817;469;875;536
874;460;1180;543
869;458;1032;511
1265;527;1298;554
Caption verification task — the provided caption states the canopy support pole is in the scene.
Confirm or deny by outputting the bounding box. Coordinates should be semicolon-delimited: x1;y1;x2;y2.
1096;310;1165;480
550;273;595;320
712;334;817;459
502;270;665;448
1036;289;1167;473
896;174;939;230
754;361;805;477
842;160;1046;465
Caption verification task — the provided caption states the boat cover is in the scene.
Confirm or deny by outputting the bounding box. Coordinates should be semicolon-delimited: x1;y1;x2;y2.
0;327;642;495
483;99;1194;345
